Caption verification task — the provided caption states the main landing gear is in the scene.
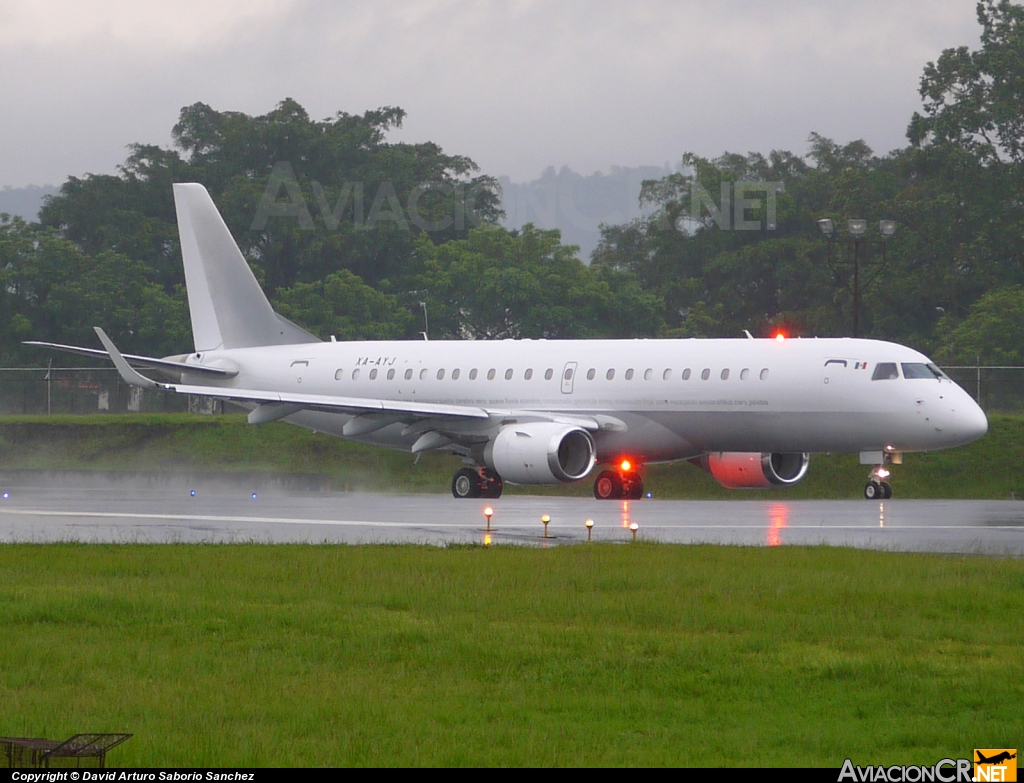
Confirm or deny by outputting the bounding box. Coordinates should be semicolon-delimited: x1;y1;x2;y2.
864;466;893;499
451;466;503;499
593;467;644;500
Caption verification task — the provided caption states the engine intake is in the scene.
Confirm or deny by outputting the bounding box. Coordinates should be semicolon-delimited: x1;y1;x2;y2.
485;423;597;484
700;452;810;489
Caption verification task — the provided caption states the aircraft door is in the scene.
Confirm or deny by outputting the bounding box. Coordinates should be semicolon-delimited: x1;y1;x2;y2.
561;362;578;394
821;358;859;405
822;358;847;387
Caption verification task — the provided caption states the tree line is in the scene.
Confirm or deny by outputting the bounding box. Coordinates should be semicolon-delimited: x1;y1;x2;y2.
1;1;1022;366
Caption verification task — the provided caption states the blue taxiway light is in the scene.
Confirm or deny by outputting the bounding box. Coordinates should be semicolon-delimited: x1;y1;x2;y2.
2;492;8;499
190;490;196;497
252;493;258;499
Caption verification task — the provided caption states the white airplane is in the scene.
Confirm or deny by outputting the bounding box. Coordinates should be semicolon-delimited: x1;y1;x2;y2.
29;183;989;500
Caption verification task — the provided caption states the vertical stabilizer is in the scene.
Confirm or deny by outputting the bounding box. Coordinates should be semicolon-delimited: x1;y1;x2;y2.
173;183;319;351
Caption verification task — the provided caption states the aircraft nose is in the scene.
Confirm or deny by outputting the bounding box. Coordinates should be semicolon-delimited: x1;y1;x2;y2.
956;395;988;444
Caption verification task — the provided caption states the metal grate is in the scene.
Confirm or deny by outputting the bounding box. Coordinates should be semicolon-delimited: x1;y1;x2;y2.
0;734;132;768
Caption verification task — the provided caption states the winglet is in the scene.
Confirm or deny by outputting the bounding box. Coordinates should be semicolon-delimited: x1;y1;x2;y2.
93;327;163;390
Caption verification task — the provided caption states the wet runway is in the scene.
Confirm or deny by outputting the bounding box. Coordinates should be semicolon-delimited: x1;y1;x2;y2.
0;472;1022;554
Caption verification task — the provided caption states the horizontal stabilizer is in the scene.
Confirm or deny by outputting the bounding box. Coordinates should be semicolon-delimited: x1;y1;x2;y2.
23;340;234;377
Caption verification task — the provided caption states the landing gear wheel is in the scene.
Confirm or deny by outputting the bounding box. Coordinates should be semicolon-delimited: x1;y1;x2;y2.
480;468;503;499
864;480;881;500
880;481;893;499
452;468;481;499
594;470;623;500
622;471;644;500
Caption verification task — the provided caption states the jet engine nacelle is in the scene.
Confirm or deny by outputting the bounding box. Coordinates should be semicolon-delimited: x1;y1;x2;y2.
484;423;597;484
700;452;810;489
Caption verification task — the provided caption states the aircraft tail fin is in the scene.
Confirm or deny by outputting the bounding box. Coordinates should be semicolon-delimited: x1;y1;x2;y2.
173;183;319;352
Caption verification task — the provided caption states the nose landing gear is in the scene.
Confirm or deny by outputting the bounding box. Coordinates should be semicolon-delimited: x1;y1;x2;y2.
451;466;503;499
864;465;893;499
593;467;644;500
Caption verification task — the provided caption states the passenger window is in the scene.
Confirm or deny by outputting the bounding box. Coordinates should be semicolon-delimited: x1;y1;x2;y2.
663;369;671;380
872;363;899;381
544;368;554;380
682;369;691;380
452;369;460;380
505;369;514;380
721;369;730;380
387;369;395;380
760;368;769;380
487;369;496;380
335;369;344;380
701;369;710;380
405;369;413;380
369;369;378;380
740;368;749;380
606;369;615;380
563;368;574;380
419;369;428;380
437;369;445;380
586;368;596;380
625;369;634;380
525;369;533;380
353;369;361;380
643;368;653;380
469;369;478;380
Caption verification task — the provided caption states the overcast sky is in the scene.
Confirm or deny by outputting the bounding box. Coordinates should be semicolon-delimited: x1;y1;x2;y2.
0;0;982;188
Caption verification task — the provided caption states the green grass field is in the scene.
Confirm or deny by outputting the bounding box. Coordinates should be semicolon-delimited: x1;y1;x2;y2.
0;412;1022;498
1;415;1020;766
2;544;1024;765
0;543;1020;766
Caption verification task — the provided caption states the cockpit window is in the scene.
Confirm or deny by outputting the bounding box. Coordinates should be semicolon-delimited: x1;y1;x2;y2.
872;362;899;381
902;362;948;380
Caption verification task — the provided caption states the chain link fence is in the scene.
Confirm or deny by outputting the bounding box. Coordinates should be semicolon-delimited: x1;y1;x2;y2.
1;365;1022;416
0;368;228;415
939;366;1024;413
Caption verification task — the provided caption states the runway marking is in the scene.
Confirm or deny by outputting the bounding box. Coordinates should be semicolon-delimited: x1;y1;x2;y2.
0;508;1022;531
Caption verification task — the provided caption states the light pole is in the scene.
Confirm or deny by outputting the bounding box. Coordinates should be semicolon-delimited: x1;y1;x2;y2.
817;219;896;338
419;301;429;340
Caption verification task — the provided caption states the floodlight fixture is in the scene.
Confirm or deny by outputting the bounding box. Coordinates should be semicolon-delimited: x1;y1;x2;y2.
879;220;897;238
847;219;867;237
817;218;834;237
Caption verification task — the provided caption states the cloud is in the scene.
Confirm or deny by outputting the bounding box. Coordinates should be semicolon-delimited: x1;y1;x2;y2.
0;0;981;187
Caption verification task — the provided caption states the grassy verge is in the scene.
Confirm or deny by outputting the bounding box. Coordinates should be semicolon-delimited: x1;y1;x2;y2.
0;413;1021;498
0;544;1019;766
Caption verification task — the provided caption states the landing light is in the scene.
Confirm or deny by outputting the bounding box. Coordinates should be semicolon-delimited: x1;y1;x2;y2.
775;332;785;341
877;468;890;479
620;460;631;472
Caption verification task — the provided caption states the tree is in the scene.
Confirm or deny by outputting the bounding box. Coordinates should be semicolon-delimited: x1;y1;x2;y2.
935;285;1024;365
274;270;414;341
412;226;662;340
40;99;504;295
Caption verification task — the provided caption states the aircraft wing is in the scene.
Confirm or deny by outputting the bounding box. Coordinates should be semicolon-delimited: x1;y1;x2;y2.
90;328;625;439
169;381;490;419
92;327;488;421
